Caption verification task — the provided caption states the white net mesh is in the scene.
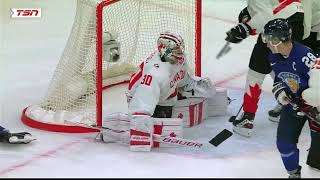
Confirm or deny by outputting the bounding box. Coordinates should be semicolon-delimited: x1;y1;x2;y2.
24;0;200;130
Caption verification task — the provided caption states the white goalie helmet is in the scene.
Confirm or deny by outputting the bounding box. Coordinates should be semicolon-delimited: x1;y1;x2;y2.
157;32;185;65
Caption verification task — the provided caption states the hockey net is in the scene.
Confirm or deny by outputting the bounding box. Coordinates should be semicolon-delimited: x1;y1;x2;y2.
21;0;201;133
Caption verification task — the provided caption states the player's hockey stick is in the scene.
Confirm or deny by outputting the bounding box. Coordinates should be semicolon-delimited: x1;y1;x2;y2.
289;102;320;124
216;41;231;59
65;121;233;149
228;104;243;123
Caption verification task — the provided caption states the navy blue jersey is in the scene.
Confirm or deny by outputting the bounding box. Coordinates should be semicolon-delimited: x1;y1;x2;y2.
267;42;319;97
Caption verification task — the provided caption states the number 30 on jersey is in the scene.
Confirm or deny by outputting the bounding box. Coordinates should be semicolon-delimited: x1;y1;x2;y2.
141;74;153;86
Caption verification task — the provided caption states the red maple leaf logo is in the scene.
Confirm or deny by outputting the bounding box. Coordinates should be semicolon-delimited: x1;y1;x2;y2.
243;84;262;113
178;113;183;119
249;84;262;98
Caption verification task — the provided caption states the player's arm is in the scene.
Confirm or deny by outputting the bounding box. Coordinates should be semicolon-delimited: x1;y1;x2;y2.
302;60;320;107
224;1;272;44
247;0;303;33
226;0;303;44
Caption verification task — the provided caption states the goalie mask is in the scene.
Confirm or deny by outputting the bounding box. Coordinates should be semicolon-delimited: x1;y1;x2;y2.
157;32;185;65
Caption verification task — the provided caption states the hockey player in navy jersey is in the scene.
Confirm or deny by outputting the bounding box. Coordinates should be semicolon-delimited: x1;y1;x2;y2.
0;125;35;144
262;18;320;178
226;0;320;138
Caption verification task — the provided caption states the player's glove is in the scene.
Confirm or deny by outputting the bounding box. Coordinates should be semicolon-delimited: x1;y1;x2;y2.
238;7;251;23
225;23;251;44
272;82;292;106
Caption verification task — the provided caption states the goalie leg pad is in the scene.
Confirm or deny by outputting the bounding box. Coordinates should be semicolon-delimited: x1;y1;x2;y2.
101;112;130;144
129;115;153;152
153;117;183;148
101;113;183;149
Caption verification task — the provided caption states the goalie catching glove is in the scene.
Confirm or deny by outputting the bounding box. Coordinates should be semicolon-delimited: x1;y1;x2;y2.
179;76;216;98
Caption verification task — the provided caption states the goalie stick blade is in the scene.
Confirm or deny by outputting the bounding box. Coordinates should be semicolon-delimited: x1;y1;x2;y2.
209;129;233;147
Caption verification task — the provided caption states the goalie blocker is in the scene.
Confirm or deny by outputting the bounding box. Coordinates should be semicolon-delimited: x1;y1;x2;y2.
174;87;229;127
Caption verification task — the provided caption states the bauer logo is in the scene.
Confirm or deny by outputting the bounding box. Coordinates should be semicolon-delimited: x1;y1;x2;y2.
11;8;41;18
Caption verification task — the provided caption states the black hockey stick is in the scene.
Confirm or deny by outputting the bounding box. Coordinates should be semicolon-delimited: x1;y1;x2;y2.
289;102;320;123
65;121;233;149
216;41;231;59
228;104;243;123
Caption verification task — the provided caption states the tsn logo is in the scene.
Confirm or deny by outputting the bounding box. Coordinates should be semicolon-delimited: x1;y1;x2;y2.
11;8;41;18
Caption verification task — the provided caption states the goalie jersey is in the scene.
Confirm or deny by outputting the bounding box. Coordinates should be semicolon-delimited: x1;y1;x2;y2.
127;50;192;116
